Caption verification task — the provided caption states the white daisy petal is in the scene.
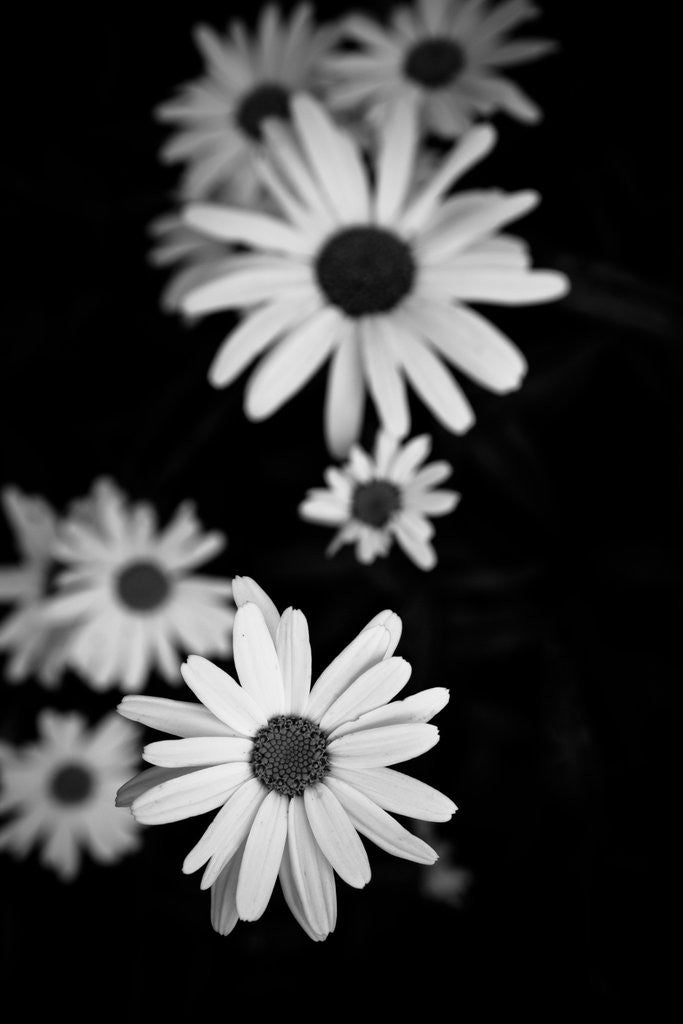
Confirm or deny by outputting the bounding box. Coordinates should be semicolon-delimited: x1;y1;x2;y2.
375;95;419;225
287;797;336;937
232;603;285;717
319;656;412;734
236;790;289;920
362;610;402;658
182;777;265;879
116;765;197;808
232;575;280;640
208;296;319;388
393;514;438;570
182;263;313;316
330;764;456;822
328;687;450;738
328;723;439;767
400;124;497;236
419;190;539;262
303;782;371;888
210;842;245;936
244;306;343;421
325;776;437;864
184;204;311;255
305;623;391;722
360;318;411;438
324;326;366;459
117;695;237;738
408;489;460;516
391;328;475;434
181;656;268;736
445;268;570;304
132;763;252;824
143;736;252;768
299;494;348;526
279;839;327;941
275;608;312;716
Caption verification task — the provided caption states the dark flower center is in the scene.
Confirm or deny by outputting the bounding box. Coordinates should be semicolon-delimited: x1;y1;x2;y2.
352;480;402;528
49;763;94;804
116;561;171;612
315;226;416;317
250;715;329;797
235;82;291;142
404;37;466;89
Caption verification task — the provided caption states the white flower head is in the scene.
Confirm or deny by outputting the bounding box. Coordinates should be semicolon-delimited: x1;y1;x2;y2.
324;0;556;139
43;479;235;692
156;4;340;204
117;577;456;941
0;711;141;881
180;94;568;458
0;487;72;686
300;431;460;570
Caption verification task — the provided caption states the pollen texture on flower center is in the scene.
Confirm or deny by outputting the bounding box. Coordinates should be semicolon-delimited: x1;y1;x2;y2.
235;82;291;141
352;480;402;528
116;561;171;612
250;715;329;797
315;226;416;317
49;763;94;804
404;37;466;88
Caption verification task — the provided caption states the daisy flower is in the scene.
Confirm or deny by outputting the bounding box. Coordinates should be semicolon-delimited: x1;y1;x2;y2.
43;480;234;692
180;94;569;457
0;487;72;686
0;711;140;880
300;431;459;570
156;4;339;204
324;0;556;139
117;576;455;941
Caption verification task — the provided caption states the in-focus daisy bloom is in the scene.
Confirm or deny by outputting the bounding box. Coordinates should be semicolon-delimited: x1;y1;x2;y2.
156;4;339;204
0;711;140;880
181;94;569;457
0;487;72;686
43;479;234;692
117;578;455;940
300;431;459;570
324;0;556;139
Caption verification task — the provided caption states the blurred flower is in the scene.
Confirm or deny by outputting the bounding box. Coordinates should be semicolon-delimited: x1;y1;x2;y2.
0;487;72;686
324;0;556;139
300;431;459;570
0;711;140;880
117;577;455;941
181;95;568;457
416;821;473;907
44;479;234;692
156;4;339;204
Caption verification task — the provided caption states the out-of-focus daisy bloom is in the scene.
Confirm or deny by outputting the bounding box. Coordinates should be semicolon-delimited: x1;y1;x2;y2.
156;4;339;204
43;479;234;692
180;94;568;457
117;576;455;940
0;711;140;880
0;487;71;686
324;0;556;139
300;431;459;570
148;213;235;315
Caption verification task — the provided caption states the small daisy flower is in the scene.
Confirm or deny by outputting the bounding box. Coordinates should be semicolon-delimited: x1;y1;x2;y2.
0;711;140;881
180;94;568;457
324;0;556;139
300;431;459;570
0;487;72;686
43;480;234;692
156;4;339;204
117;576;455;941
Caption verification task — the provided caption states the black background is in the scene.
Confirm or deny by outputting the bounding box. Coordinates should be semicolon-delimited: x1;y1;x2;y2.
1;0;680;1014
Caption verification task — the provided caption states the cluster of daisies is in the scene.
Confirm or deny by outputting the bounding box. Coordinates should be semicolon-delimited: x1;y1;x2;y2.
1;0;566;940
